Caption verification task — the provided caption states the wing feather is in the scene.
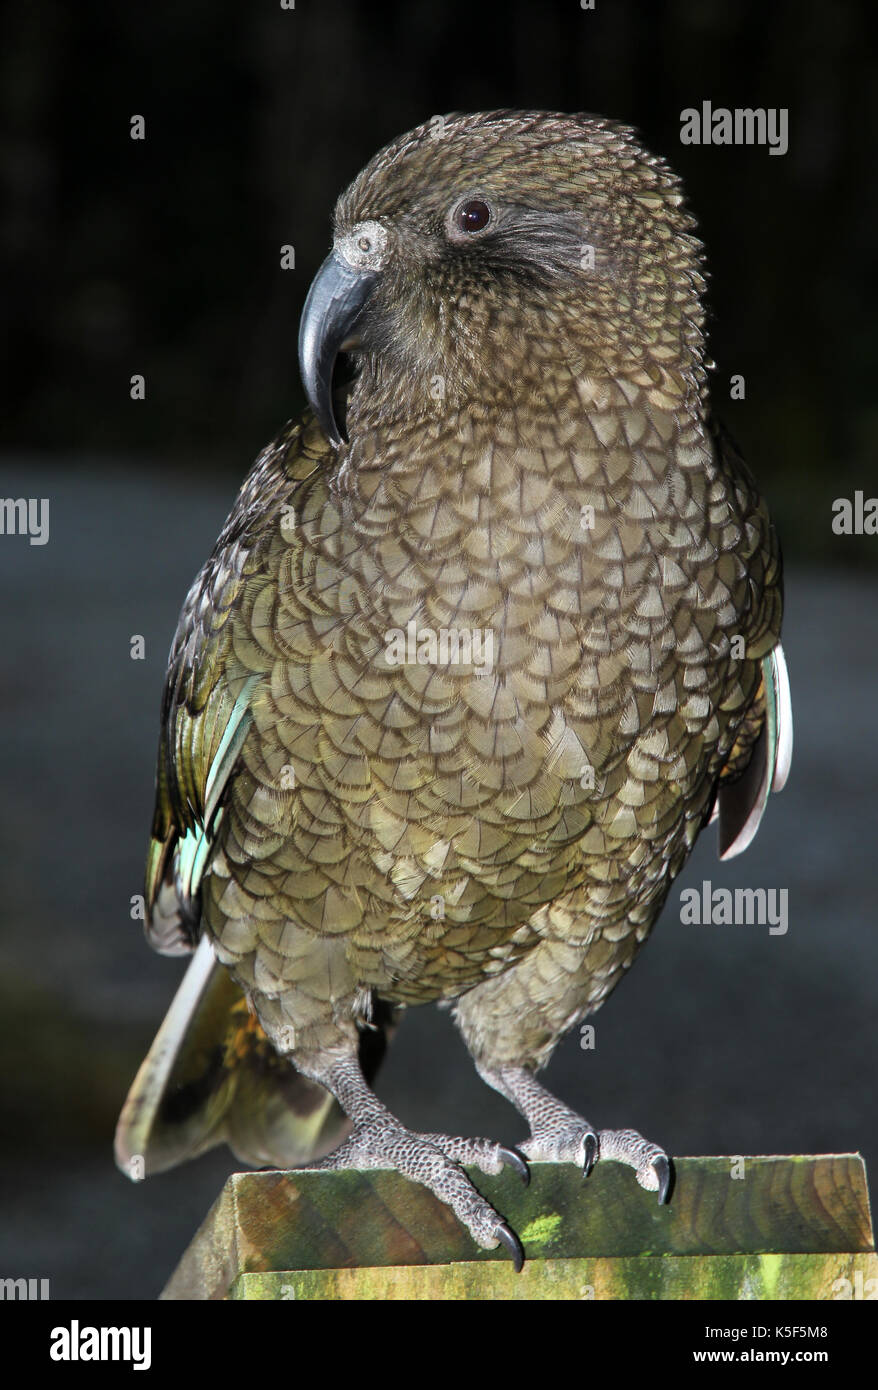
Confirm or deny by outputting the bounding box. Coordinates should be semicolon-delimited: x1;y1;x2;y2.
718;643;793;860
144;419;325;954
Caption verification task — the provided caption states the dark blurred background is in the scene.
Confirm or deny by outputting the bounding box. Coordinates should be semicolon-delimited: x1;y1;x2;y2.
1;0;876;1299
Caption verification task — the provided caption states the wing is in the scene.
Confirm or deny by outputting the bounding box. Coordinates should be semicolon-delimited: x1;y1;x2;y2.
144;416;328;955
117;416;353;1179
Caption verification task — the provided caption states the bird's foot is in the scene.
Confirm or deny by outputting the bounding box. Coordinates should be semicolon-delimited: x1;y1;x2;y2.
521;1113;671;1203
475;1063;672;1206
306;1122;528;1265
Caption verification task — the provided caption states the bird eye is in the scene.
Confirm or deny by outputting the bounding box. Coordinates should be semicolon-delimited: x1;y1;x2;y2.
454;198;491;234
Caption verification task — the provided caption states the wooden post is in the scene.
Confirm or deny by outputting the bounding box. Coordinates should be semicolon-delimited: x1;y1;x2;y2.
161;1154;877;1300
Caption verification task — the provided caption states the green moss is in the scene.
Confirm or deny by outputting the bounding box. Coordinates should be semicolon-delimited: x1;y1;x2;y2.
520;1212;563;1249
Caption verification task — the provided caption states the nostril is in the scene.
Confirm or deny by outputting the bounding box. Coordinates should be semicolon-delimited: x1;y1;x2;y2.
337;220;388;272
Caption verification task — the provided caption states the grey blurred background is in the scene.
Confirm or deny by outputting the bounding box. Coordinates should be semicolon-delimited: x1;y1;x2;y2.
1;0;875;1299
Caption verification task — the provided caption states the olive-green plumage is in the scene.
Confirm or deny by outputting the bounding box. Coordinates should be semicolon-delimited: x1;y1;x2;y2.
117;112;788;1259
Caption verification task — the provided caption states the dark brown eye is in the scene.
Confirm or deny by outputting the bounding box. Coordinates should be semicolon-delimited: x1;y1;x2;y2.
454;198;491;234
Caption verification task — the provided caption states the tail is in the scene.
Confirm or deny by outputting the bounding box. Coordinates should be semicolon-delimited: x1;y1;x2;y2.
115;937;393;1180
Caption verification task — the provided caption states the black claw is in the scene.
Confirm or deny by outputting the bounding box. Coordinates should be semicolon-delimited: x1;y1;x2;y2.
653;1155;672;1205
582;1132;598;1180
494;1221;524;1273
498;1146;530;1186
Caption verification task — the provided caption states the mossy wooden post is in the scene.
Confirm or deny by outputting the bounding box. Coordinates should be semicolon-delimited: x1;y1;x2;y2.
161;1154;876;1300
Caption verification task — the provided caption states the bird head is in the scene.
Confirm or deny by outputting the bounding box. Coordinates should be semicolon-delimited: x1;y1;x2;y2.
298;111;707;449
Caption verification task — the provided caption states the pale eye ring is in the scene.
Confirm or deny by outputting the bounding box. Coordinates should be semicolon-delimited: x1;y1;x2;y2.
454;198;492;234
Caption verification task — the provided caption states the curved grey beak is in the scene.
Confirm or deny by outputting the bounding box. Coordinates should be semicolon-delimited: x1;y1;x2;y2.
297;252;380;448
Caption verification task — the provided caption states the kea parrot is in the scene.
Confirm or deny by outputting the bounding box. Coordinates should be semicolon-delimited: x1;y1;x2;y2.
116;111;792;1267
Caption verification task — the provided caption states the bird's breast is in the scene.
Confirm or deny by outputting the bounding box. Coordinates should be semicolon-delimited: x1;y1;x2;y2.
263;405;738;858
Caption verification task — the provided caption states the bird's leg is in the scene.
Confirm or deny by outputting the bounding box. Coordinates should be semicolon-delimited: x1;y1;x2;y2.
454;934;672;1204
294;1052;528;1265
476;1062;671;1204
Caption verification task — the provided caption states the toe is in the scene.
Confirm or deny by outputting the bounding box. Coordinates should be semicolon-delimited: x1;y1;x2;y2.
599;1127;672;1203
419;1133;528;1182
521;1118;598;1167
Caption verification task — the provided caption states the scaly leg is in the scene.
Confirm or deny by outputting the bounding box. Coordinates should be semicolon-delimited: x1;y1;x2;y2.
296;1052;529;1267
453;930;673;1205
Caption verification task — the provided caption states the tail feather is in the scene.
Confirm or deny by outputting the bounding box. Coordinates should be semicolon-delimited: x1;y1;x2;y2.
115;938;354;1179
